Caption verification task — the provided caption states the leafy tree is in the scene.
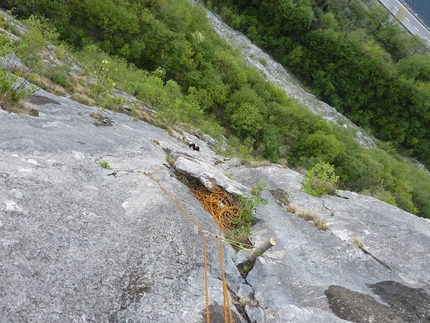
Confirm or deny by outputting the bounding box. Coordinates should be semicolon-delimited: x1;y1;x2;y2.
1;0;41;16
230;102;263;138
304;130;345;164
78;45;115;105
14;15;58;74
396;54;430;82
227;85;266;115
83;0;140;57
261;123;280;162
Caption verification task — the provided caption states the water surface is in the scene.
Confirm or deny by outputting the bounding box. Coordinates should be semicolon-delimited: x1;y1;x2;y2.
402;0;430;29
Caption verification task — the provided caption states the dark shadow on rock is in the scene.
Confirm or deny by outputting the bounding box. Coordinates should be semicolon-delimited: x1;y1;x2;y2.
325;282;430;323
28;108;39;117
27;94;60;105
369;281;430;323
199;303;242;323
120;271;154;310
269;189;288;206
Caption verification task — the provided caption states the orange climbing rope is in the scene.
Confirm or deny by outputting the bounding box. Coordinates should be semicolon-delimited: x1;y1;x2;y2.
143;166;235;323
213;222;234;323
193;185;241;233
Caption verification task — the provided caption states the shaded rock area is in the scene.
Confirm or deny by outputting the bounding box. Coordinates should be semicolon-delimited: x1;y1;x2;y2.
369;281;430;323
27;94;60;105
325;283;430;323
325;284;403;322
200;304;243;323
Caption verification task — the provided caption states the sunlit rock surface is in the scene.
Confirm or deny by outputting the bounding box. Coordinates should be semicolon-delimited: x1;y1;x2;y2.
1;87;430;323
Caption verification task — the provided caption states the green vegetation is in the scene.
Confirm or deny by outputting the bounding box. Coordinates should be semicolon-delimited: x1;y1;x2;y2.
1;1;429;219
166;154;175;165
228;179;268;243
303;162;339;197
284;199;328;231
0;25;35;110
98;161;110;169
206;0;430;167
353;236;364;249
210;0;430;162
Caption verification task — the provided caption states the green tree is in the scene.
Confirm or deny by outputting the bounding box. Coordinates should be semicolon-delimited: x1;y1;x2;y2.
304;130;345;164
78;45;115;105
83;0;139;57
303;162;339;196
261;123;280;162
230;102;263;138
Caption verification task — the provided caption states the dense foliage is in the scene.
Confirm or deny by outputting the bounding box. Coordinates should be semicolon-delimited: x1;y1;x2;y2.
1;0;430;219
204;0;430;167
303;162;339;197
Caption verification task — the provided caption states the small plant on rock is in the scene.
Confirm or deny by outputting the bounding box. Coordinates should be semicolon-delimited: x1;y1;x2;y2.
292;208;329;231
228;179;268;244
251;177;266;196
302;162;339;197
166;154;175;164
98;161;110;169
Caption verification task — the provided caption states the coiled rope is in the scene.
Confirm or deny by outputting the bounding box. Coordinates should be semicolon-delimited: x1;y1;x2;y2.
193;185;241;233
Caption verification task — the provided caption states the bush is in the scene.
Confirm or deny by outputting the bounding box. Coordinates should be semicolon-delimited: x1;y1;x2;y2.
0;36;35;108
50;71;68;86
303;162;339;196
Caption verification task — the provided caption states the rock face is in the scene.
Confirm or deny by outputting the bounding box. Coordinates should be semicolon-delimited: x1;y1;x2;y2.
1;88;430;323
0;89;246;323
227;165;430;322
325;282;430;323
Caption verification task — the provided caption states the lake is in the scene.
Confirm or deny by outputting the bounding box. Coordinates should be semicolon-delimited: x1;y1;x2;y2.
402;0;430;28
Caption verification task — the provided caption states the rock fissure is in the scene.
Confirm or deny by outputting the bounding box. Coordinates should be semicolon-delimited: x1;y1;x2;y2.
359;246;392;271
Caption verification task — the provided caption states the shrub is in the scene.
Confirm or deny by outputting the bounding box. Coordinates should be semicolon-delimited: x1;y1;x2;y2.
303;162;339;196
50;71;68;86
259;57;267;66
298;210;328;231
0;36;35;108
304;131;345;164
98;161;110;169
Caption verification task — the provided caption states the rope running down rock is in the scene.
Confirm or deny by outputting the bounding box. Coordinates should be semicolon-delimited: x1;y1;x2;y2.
143;166;235;323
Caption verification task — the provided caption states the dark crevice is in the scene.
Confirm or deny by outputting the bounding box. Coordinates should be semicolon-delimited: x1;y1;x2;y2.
359;246;392;270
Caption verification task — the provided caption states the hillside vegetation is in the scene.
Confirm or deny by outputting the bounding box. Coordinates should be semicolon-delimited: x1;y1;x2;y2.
204;0;430;165
1;0;430;219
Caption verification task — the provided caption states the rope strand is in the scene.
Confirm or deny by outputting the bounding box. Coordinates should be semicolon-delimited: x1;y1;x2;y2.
203;233;210;323
144;165;237;322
